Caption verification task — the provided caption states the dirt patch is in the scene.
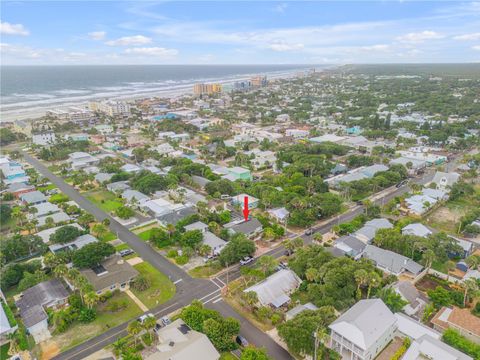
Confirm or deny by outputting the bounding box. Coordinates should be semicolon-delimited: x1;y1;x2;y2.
40;341;60;360
416;275;450;293
53;323;102;352
376;337;403;360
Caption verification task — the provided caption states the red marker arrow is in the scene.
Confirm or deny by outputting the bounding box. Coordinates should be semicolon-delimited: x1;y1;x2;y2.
243;196;250;221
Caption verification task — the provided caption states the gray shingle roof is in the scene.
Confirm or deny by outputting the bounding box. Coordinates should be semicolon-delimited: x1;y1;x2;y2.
16;279;70;328
229;218;263;236
363;245;423;275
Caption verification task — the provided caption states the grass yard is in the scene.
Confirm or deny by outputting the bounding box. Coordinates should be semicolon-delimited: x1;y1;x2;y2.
115;243;131;252
189;262;223;278
54;291;143;352
98;231;117;242
85;189;124;213
220;353;238;360
137;228;158;241
131;262;176;309
37;184;57;192
0;343;10;360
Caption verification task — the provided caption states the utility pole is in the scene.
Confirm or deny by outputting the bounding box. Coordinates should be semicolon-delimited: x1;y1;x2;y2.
313;326;320;360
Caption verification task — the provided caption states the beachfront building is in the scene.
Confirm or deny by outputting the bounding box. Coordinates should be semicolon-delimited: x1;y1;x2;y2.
193;83;222;96
89;100;131;116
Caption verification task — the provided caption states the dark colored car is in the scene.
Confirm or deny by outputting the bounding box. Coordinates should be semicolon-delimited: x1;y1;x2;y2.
236;335;249;347
304;228;313;236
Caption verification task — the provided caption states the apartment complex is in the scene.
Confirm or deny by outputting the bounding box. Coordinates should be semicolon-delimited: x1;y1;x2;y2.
193;83;222;95
89;100;131;116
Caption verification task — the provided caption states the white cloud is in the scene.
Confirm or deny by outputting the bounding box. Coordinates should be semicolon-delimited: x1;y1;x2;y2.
1;43;41;58
0;21;29;36
106;35;152;46
472;45;480;51
454;32;480;41
88;31;106;40
268;42;304;52
124;47;178;57
396;30;444;44
274;3;288;13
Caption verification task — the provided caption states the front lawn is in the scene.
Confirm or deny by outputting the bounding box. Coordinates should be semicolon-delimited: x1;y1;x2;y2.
54;291;143;352
131;262;176;309
98;231;117;242
189;262;223;278
85;189;124;213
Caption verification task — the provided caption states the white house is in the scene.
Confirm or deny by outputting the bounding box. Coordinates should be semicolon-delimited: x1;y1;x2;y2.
329;299;397;360
431;171;460;191
32;131;56;146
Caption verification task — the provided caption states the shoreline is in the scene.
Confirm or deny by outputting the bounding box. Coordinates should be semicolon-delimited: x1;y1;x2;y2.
0;68;311;123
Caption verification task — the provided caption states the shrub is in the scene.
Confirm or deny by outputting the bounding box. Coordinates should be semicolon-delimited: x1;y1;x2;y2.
131;275;151;292
105;299;129;312
175;255;189;265
142;333;153;346
78;308;97;323
166;249;178;258
270;313;282;325
442;329;480;359
390;337;411;360
99;290;113;302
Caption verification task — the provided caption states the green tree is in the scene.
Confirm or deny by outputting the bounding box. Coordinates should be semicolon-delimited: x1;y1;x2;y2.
277;307;336;356
49;225;83;244
219;234;255;266
241;346;271;360
377;287;408;313
72;242;115;268
242;291;259;311
127;320;142;346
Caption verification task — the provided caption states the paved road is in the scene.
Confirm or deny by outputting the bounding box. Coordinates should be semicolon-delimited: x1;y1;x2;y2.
22;152;293;360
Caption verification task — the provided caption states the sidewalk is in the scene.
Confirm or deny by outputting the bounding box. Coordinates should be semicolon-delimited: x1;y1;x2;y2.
126;289;149;312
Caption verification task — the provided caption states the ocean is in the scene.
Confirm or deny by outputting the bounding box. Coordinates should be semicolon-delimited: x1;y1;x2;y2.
0;64;316;121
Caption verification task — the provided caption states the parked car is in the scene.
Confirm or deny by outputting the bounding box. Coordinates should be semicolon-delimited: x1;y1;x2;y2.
203;254;218;263
284;249;293;257
119;249;134;257
160;316;171;326
153;322;162;333
304;228;313;236
396;180;408;188
240;256;254;265
138;313;154;324
236;335;249;347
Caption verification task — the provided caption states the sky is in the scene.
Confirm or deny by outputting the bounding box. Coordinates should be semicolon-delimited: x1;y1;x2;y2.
1;1;480;65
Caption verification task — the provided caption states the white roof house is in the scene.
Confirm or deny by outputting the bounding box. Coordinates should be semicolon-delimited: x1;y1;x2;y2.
244;269;301;308
146;319;219;360
329;299;397;360
394;313;440;341
353;218;393;243
431;171;460;191
36;223;84;243
402;223;433;238
362;245;423;276
403;334;473;360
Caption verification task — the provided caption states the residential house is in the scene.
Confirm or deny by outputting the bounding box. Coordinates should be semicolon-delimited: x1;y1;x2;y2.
432;306;480;343
36;223;84;243
333;235;367;260
48;234;98;254
243;269;301;308
106;181;131;193
402;334;473;360
120;163;142;174
390;157;426;175
223;167;252;181
143;198;183;217
362;245;423;277
285;129;309;139
94;172;114;184
157;206;197;227
391;281;426;318
449;236;473;259
15;279;70;343
0;290;17;345
394;312;441;341
285;302;318;321
431;171;460;191
20;190;47;205
226;218;263;239
68;152;98;170
7;183;35;199
329;299;397;360
231;194;259;209
146;319;220;360
122;189;150;207
353;218;393;244
80;254;139;295
32;131;56;146
268;207;289;224
402;223;433;238
191;175;211;189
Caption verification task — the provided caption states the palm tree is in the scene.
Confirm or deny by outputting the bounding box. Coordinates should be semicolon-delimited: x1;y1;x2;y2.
354;269;369;300
242;291;258;311
84;291;98;309
466;255;480;269
366;272;381;299
305;268;320;283
257;255;277;276
53;263;68;278
166;224;176;238
463;278;480;307
422;249;436;271
313;232;323;243
127;320;142;346
143;316;157;342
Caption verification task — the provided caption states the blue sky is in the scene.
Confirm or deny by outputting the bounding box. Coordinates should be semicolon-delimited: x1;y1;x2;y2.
1;1;480;65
